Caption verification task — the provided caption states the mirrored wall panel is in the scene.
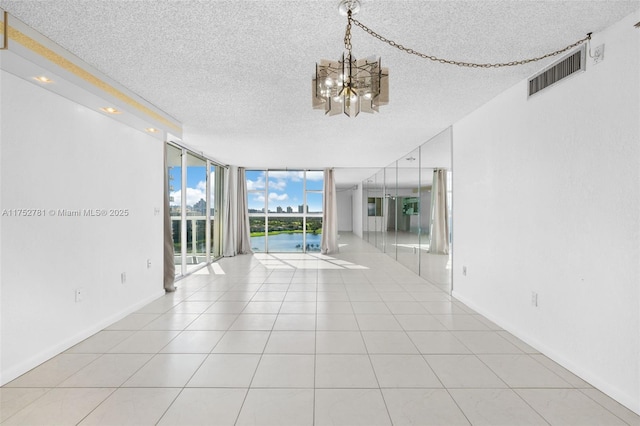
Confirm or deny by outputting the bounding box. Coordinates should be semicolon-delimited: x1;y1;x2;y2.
395;149;421;275
361;128;452;290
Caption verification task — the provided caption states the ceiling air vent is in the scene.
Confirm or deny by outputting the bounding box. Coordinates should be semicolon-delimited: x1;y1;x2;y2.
528;45;586;97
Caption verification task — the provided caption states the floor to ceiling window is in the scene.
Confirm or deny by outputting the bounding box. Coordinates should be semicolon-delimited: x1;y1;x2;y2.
247;170;323;252
166;142;226;277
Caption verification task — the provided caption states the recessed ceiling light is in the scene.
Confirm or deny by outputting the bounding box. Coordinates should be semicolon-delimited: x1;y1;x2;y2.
34;76;53;83
100;107;121;114
145;127;159;133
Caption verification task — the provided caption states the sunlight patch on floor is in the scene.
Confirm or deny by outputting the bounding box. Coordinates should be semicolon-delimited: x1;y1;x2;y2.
210;263;225;274
192;263;227;275
251;253;368;270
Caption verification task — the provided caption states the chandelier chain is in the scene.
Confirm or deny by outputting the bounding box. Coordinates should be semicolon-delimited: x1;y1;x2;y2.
344;10;353;53
349;16;591;68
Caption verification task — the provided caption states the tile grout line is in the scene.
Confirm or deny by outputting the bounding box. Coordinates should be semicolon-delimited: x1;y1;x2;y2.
101;272;240;425
6;241;639;425
231;267;292;425
577;388;638;426
349;274;395;426
313;266;319;426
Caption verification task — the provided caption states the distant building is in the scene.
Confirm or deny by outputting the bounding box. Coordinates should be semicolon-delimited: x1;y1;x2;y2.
192;198;206;214
286;206;293;213
277;206;283;213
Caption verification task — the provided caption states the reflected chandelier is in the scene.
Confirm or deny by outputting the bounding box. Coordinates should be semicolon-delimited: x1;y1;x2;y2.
313;0;592;117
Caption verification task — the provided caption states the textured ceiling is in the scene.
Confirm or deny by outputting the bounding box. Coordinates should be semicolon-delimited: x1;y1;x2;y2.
1;0;638;186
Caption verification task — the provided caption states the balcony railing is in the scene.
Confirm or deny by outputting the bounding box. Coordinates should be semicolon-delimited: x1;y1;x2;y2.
171;215;210;264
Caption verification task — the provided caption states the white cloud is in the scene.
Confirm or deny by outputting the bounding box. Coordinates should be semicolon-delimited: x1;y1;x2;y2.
170;186;207;207
247;174;266;190
306;171;323;181
269;179;287;191
268;171;303;181
247;178;264;191
268;192;289;201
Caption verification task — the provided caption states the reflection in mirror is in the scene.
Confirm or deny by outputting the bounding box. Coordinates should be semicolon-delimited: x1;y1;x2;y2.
420;128;452;290
384;161;398;261
374;169;386;253
395;149;421;275
360;127;452;292
363;175;374;245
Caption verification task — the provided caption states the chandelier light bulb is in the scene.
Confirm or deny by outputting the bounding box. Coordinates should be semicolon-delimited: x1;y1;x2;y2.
313;53;389;117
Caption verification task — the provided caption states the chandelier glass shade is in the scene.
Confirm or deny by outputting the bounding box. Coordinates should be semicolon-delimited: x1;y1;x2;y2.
313;53;389;117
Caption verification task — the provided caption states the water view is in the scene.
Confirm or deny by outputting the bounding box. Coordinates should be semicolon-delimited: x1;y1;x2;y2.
251;232;322;252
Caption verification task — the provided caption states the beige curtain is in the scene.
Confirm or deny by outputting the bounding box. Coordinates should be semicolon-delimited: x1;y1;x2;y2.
222;166;252;256
163;145;176;292
222;166;237;257
429;169;450;254
321;168;339;254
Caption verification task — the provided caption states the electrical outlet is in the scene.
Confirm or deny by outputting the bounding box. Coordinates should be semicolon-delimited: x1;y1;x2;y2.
121;272;127;284
147;259;152;269
462;266;467;276
531;291;538;307
75;288;84;303
593;44;605;64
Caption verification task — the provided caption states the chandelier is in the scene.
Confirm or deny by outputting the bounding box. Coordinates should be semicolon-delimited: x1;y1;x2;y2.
313;0;593;118
312;0;388;117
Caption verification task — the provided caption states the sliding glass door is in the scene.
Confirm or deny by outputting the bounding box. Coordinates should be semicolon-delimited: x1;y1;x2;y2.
167;144;183;271
167;142;226;277
185;153;207;272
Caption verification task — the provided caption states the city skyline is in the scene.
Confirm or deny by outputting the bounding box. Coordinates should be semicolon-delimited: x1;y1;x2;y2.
247;170;323;214
168;169;324;214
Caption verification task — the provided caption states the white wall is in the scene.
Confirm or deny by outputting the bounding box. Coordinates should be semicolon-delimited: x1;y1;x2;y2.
337;189;353;232
0;71;165;384
452;11;639;414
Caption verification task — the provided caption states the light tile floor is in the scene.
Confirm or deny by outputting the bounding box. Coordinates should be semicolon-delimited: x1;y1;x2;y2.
2;234;639;425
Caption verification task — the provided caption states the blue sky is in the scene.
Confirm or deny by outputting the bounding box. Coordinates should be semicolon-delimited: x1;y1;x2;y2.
169;168;323;213
247;170;323;213
168;166;211;207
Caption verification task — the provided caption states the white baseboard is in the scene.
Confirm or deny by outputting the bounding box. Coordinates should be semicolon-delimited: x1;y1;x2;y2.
452;290;640;416
0;290;165;386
